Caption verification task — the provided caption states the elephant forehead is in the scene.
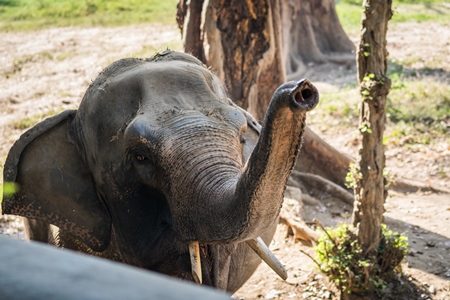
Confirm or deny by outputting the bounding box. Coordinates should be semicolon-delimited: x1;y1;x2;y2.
74;57;241;154
81;58;228;118
137;61;228;109
128;62;244;128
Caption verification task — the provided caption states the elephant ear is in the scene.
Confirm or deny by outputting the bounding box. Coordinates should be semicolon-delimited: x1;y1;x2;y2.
2;110;111;252
227;99;261;162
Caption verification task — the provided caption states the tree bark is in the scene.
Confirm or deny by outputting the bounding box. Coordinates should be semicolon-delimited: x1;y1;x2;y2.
201;0;286;120
176;0;205;61
351;0;392;251
280;0;355;80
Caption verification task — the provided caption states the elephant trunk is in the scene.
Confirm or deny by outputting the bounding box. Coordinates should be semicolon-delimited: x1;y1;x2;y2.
167;79;318;244
232;79;318;240
235;80;318;240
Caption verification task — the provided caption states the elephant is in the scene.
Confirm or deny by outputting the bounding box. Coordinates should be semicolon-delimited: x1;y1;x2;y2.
2;50;318;292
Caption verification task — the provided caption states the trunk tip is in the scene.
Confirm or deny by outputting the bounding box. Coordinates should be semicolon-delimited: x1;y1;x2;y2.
293;79;319;111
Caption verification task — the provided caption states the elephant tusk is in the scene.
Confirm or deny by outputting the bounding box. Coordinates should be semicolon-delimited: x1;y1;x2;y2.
188;241;202;284
246;237;288;280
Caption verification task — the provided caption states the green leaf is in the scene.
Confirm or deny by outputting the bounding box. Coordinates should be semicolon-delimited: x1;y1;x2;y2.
2;182;19;197
359;125;373;134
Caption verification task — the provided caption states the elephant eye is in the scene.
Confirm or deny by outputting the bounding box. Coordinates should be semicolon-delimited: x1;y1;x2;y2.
135;155;148;162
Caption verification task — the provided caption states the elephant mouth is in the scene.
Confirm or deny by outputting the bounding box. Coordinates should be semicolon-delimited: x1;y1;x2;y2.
188;238;287;287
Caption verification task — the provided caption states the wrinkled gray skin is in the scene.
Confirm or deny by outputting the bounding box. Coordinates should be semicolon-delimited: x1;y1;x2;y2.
2;51;318;292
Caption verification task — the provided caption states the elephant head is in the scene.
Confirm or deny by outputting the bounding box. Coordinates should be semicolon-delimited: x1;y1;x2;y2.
2;51;318;291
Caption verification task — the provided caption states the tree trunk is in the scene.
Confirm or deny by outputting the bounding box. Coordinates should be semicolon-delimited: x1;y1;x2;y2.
176;0;205;61
200;0;286;120
351;0;392;251
176;0;354;190
280;0;355;80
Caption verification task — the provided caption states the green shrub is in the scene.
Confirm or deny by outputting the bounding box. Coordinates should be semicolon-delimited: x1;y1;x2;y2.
312;223;408;296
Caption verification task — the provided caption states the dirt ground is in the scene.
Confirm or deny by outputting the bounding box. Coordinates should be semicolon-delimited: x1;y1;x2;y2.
0;22;449;299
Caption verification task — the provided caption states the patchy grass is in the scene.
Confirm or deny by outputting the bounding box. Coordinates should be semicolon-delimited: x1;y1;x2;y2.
13;51;53;67
332;0;450;151
0;0;178;31
335;3;362;36
4;51;56;78
314;87;360;128
391;56;449;74
55;51;77;61
383;61;450;147
336;0;450;34
392;3;450;24
13;109;64;130
388;78;450;124
313;61;450;148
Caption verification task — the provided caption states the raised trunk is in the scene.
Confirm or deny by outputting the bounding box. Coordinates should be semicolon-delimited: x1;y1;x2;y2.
169;80;318;243
234;80;318;240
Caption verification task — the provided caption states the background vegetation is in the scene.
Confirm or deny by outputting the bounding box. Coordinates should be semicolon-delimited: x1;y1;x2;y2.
0;2;448;299
1;0;449;197
2;0;449;32
332;0;450;154
0;0;178;30
336;0;450;35
1;0;448;149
